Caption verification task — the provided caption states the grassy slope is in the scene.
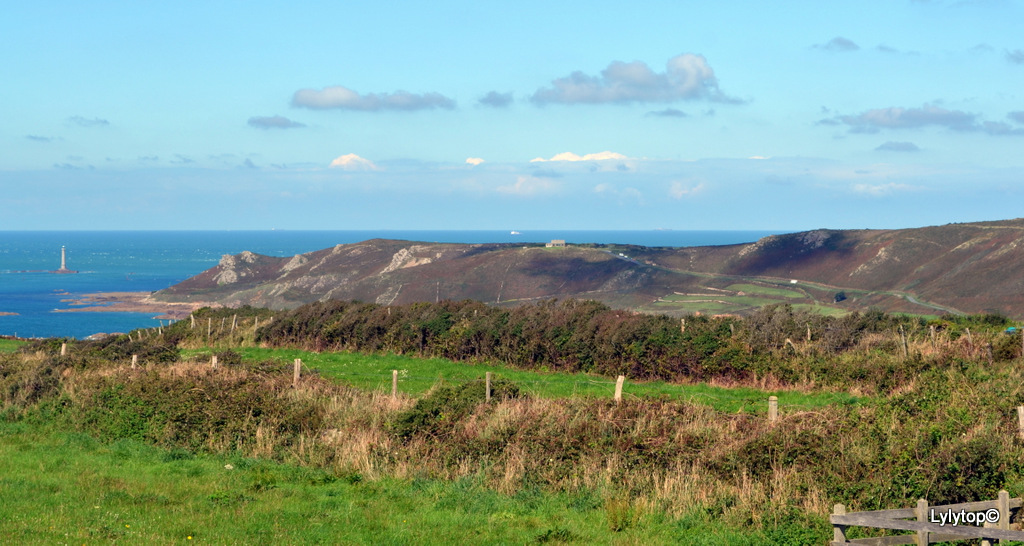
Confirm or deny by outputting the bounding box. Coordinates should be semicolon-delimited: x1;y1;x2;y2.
183;347;861;414
0;421;772;545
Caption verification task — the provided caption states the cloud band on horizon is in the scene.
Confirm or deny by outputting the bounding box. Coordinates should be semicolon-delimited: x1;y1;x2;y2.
293;86;456;111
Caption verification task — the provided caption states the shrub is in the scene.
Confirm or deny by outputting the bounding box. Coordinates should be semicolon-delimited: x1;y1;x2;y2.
390;378;520;440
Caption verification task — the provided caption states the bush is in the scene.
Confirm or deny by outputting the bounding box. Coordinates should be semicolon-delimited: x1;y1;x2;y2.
391;378;520;440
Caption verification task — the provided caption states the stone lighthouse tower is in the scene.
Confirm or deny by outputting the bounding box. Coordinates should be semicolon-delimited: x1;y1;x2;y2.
54;246;77;274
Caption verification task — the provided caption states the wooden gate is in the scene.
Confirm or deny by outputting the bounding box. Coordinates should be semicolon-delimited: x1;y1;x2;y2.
831;490;1024;545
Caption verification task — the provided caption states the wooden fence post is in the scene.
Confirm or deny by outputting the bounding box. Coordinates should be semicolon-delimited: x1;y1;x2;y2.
131;354;138;369
392;369;398;400
768;396;778;423
293;358;301;388
1018;406;1024;441
614;375;624;403
231;314;237;333
190;314;195;329
832;503;847;544
60;342;66;356
211;355;218;369
254;316;259;331
899;324;909;359
486;372;492;402
207;318;212;337
915;498;929;546
999;489;1010;531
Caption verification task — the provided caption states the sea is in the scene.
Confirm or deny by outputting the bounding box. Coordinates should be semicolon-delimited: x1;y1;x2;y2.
0;230;777;339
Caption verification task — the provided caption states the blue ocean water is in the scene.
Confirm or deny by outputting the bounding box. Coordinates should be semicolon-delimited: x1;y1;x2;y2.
0;230;776;339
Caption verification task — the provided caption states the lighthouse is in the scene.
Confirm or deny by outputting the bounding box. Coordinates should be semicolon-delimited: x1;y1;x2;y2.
53;246;78;274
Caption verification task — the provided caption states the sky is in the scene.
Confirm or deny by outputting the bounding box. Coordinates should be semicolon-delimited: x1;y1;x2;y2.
2;0;1023;231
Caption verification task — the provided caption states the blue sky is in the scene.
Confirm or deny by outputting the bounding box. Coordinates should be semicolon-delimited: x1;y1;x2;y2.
3;0;1023;231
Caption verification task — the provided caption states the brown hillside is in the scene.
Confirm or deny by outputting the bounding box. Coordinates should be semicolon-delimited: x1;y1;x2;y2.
155;220;1024;318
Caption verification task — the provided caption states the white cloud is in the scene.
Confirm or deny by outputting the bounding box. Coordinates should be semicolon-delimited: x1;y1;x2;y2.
530;151;628;162
530;53;741;105
465;157;485;166
329;153;378;170
875;141;920;152
496;176;557;196
669;180;706;199
814;37;860;52
832;104;977;133
478;91;513;108
851;182;920;196
68;116;110;127
248;115;305;129
293;86;455;111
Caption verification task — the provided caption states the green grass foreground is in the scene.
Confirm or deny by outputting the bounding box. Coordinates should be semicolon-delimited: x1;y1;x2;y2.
183;347;861;414
0;420;782;545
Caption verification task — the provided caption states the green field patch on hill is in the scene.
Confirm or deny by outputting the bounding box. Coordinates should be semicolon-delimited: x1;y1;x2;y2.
183;348;860;414
725;283;805;299
660;292;796;307
0;339;25;353
791;303;848;317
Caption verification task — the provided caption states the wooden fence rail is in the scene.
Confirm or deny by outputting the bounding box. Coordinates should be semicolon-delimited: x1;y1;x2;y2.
832;490;1024;545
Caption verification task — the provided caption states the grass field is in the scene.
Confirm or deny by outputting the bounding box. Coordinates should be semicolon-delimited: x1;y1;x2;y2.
182;347;861;414
725;283;804;299
659;294;782;307
0;339;25;353
0;420;784;545
791;303;847;317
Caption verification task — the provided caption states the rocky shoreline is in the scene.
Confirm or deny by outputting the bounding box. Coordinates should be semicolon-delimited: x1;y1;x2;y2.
55;292;213;320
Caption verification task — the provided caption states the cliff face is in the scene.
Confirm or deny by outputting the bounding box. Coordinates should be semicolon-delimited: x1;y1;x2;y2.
154;220;1024;318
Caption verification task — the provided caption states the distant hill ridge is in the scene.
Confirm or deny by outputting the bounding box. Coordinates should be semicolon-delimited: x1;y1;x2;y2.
154;219;1024;318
